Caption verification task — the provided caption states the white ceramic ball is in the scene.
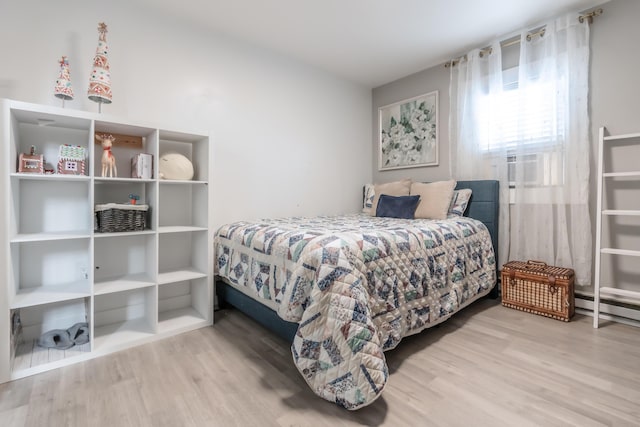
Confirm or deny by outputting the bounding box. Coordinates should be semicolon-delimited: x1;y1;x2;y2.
159;152;194;180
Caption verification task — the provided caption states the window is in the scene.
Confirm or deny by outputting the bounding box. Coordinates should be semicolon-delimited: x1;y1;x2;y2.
478;67;565;188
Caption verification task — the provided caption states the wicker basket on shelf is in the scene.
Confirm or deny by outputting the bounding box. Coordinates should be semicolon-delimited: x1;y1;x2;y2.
94;203;148;233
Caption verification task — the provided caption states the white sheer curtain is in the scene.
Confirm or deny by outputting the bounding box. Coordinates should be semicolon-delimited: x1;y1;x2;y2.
450;14;592;285
449;43;510;267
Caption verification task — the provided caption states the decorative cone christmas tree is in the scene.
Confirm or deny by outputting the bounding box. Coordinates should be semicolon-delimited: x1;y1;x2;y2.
87;22;112;112
54;56;74;106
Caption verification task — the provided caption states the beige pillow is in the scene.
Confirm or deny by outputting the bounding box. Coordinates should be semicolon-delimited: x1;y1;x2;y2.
372;179;412;216
410;180;457;219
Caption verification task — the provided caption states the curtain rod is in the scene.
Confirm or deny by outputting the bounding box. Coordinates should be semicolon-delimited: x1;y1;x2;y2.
444;8;603;68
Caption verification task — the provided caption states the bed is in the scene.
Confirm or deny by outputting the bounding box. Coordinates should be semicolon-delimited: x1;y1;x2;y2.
214;180;499;409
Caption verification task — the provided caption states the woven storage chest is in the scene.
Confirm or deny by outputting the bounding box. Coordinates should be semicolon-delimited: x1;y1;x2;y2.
501;260;575;321
95;203;148;233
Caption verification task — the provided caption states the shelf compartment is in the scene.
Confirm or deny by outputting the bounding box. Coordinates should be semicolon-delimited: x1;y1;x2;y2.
158;278;210;334
93;287;156;351
94;230;156;238
158;231;208;284
11;231;91;243
10;106;91;130
10;112;91;177
10;173;90;182
10;239;91;308
11;178;91;236
159;131;209;182
94;273;156;296
10;298;90;374
158;182;208;229
94;177;154;184
94;180;157;232
93;122;157;180
158;226;208;234
158;267;207;285
159;179;208;185
94;234;157;291
12;281;90;309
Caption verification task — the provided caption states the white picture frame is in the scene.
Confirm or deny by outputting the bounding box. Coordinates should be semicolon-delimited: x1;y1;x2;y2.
378;90;438;170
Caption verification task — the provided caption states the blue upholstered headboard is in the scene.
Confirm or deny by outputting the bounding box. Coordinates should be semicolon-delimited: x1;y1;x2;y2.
455;180;500;268
363;180;500;265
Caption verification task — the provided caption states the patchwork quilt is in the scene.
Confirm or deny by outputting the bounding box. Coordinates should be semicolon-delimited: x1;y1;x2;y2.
214;214;496;410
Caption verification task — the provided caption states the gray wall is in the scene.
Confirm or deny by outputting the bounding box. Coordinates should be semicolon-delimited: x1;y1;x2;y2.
372;0;640;290
590;0;640;292
372;64;451;183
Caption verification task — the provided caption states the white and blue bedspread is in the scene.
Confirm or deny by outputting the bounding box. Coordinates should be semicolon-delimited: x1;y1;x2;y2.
214;214;496;409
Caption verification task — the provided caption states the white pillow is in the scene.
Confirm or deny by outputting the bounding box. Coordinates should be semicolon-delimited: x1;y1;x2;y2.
371;179;412;216
448;189;473;216
410;180;457;220
362;184;375;214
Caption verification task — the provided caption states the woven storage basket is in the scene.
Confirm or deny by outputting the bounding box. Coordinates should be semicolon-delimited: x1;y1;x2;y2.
95;203;148;233
501;260;575;322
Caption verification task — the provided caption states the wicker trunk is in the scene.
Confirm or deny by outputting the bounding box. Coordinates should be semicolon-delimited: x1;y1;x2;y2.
501;260;575;322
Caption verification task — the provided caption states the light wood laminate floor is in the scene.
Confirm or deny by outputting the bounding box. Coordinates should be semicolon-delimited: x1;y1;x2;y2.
1;299;639;427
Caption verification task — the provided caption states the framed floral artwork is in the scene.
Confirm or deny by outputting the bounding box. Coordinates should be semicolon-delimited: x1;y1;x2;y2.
378;91;438;170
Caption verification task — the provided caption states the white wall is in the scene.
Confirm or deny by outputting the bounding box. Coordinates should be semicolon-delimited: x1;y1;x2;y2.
0;0;372;228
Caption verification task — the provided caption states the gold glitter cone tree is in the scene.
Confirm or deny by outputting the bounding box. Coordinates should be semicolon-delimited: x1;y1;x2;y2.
88;22;112;110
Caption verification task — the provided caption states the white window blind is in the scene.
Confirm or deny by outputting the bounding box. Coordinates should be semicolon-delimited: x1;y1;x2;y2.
479;67;565;187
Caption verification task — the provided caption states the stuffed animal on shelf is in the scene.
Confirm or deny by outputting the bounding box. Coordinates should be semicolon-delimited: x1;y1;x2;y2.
96;133;117;177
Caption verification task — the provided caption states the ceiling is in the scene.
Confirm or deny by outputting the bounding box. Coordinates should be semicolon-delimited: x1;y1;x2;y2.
137;0;607;88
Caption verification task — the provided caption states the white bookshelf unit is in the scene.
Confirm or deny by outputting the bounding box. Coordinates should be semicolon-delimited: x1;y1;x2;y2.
0;99;213;382
593;127;640;328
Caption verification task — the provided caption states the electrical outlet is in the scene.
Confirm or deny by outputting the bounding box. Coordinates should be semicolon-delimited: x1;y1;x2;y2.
77;263;89;280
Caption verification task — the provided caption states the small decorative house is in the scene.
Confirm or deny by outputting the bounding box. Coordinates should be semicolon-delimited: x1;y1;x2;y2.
18;145;44;174
58;144;87;175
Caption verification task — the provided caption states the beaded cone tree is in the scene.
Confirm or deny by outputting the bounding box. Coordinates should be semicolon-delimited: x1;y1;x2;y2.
87;22;112;112
54;55;74;106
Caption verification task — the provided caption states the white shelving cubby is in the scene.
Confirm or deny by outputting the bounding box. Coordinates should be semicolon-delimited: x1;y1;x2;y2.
94;233;157;295
11;175;92;240
158;277;210;334
158;182;208;232
1;98;212;383
158;231;209;284
93;287;157;352
10;298;91;379
10;238;91;309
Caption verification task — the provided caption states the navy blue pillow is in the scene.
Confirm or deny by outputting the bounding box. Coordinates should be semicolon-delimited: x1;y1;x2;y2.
375;194;421;219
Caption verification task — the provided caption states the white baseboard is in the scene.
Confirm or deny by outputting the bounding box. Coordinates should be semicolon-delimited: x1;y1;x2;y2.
575;295;640;328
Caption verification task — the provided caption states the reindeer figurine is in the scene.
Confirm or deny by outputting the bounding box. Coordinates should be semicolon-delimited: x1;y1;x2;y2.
96;134;117;177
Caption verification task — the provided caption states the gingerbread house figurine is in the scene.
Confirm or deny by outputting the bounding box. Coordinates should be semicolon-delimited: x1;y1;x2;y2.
57;144;87;175
18;145;44;174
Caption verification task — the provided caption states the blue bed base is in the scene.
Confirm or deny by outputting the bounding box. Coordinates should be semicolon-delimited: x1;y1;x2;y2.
216;179;500;342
